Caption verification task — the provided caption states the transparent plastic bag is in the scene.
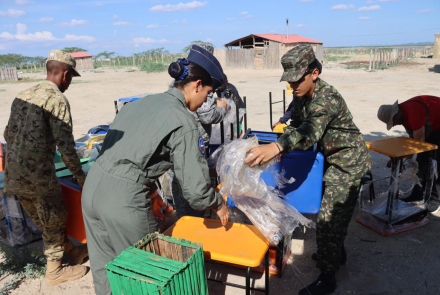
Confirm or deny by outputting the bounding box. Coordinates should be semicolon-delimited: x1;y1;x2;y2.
399;159;421;193
217;137;314;245
0;193;42;247
210;99;246;145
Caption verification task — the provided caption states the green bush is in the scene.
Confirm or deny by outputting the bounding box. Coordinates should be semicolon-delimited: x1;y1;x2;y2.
140;61;168;73
0;245;46;294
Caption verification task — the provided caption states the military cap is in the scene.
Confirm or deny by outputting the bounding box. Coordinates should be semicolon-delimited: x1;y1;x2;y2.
377;100;399;130
46;49;81;77
280;44;317;83
188;45;224;90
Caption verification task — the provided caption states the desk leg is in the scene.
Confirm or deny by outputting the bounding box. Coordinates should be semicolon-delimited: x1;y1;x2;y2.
265;250;269;295
246;267;251;295
424;151;435;204
386;158;400;224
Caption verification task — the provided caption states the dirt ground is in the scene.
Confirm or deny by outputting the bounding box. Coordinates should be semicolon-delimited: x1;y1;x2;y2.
1;56;440;295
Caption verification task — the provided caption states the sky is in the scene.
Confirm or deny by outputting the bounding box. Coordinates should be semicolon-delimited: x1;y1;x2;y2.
0;0;439;57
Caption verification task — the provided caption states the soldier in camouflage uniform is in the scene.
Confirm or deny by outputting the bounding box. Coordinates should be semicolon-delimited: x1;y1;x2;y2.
3;50;89;286
246;45;371;295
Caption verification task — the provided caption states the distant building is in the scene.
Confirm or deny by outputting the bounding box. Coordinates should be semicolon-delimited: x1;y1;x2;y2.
217;34;323;70
68;52;94;70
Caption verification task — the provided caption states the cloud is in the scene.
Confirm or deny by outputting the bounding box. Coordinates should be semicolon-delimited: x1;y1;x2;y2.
0;9;26;17
16;0;29;5
244;15;257;19
39;17;54;23
173;19;189;24
295;23;308;27
205;37;213;42
4;24;14;28
112;21;140;26
300;0;313;2
378;0;399;2
95;2;103;6
358;16;371;19
133;37;180;45
146;24;159;28
416;9;438;14
0;23;95;42
56;19;89;27
239;11;247;15
357;5;381;11
150;1;207;12
330;4;355;10
226;17;235;21
366;0;375;3
113;14;120;19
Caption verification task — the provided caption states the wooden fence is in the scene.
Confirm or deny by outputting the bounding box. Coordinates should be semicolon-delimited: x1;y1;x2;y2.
368;48;416;71
0;67;18;81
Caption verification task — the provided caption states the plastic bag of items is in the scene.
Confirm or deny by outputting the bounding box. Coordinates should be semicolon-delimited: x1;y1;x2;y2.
210;100;246;145
0;192;42;247
216;137;314;245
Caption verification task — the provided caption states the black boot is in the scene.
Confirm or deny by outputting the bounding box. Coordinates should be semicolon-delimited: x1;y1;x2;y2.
311;243;346;265
298;273;337;295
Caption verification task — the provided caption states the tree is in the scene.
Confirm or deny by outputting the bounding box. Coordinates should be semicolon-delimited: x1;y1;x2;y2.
182;41;214;53
95;51;116;59
61;47;87;53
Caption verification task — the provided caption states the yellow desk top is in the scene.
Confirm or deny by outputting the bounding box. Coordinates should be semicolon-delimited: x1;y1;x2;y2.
163;216;269;267
366;137;437;158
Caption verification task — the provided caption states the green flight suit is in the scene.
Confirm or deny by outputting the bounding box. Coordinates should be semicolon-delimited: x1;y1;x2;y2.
81;87;223;295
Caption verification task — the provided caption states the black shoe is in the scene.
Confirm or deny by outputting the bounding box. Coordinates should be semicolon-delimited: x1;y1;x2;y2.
311;244;346;265
298;274;337;295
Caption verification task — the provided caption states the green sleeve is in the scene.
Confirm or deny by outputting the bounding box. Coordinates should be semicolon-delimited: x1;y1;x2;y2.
170;129;223;211
277;98;336;153
46;97;85;185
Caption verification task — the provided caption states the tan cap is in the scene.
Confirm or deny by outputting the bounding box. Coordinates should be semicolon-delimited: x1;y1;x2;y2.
46;49;80;77
377;100;399;130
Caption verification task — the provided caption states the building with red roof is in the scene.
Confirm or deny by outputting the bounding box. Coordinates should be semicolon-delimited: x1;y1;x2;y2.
219;34;323;70
68;52;94;70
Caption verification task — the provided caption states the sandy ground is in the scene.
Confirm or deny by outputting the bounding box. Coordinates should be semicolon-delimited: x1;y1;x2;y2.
1;56;440;295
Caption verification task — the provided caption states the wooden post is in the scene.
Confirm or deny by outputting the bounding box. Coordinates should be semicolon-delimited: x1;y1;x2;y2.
369;49;372;71
372;49;376;70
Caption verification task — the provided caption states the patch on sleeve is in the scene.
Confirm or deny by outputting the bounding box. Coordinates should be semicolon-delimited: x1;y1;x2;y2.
198;136;206;155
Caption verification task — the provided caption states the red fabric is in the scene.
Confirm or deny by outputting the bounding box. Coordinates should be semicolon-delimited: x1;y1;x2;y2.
399;96;440;131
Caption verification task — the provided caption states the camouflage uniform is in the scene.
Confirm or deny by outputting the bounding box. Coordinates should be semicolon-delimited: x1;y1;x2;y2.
4;76;85;261
277;47;371;277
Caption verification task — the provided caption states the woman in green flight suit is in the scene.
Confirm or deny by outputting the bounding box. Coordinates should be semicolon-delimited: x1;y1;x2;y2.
81;45;230;295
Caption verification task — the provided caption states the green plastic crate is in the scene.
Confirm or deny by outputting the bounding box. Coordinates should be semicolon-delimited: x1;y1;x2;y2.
106;233;208;295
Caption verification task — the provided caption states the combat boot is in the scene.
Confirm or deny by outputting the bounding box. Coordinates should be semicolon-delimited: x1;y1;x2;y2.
298;273;337;295
311;243;346;265
45;260;88;286
64;240;89;265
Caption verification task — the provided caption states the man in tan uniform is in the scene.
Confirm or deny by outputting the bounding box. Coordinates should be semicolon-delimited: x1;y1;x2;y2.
3;50;89;285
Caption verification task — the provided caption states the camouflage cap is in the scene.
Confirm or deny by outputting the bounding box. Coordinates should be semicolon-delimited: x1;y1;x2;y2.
46;49;80;77
280;44;316;82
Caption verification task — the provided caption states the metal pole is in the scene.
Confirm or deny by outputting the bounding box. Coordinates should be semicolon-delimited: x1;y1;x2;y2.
269;92;272;129
230;123;234;141
244;96;247;131
236;102;240;138
114;100;118;114
220;121;224;144
283;89;286;113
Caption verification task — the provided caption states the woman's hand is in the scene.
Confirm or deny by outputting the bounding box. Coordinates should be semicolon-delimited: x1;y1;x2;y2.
272;121;281;128
150;191;166;219
215;202;229;226
244;142;283;168
216;98;227;109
